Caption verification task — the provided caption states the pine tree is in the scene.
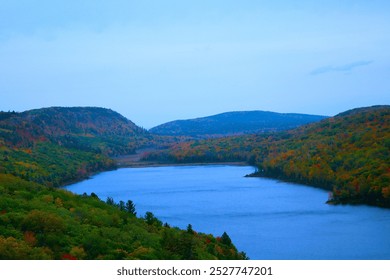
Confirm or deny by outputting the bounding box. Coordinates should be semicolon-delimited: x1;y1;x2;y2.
125;200;136;216
118;200;125;211
186;224;194;234
221;232;232;246
106;196;115;205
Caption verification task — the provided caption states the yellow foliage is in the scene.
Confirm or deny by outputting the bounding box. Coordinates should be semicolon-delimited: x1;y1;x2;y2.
55;197;63;208
129;246;153;259
70;246;87;260
42;195;54;203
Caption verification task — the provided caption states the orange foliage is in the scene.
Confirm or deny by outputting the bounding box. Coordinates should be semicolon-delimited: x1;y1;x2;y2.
24;231;37;246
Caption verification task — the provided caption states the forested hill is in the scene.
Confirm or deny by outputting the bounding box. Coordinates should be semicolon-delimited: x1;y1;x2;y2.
0;107;151;156
144;105;390;208
0;107;245;259
0;106;154;187
150;110;327;137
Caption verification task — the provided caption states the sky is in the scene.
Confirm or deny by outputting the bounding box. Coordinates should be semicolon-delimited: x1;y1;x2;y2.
1;1;389;128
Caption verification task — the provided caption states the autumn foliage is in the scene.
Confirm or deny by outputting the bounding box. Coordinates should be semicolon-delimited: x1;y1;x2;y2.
145;106;390;208
0;107;245;260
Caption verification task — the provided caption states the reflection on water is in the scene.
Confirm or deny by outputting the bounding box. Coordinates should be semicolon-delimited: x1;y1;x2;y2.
67;165;390;260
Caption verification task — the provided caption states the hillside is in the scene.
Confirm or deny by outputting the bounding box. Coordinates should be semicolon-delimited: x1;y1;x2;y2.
0;107;151;156
144;106;390;208
0;174;245;260
0;107;154;187
0;107;245;259
150;110;327;137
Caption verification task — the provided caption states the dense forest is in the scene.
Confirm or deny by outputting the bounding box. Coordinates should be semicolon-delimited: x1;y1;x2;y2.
0;107;245;260
150;110;327;138
0;174;245;259
144;106;390;208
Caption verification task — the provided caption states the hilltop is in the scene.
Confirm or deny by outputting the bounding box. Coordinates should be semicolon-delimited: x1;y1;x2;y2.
144;105;390;208
150;110;327;138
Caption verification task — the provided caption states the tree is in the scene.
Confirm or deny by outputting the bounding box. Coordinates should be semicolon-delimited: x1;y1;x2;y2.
118;200;125;211
221;232;232;246
186;224;194;234
125;200;136;216
90;192;99;199
144;211;162;227
106;196;115;205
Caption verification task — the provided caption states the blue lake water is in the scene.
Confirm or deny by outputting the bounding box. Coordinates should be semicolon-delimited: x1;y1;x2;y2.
66;165;390;260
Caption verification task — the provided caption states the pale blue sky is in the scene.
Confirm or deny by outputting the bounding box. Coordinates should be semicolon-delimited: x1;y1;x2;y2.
1;1;389;128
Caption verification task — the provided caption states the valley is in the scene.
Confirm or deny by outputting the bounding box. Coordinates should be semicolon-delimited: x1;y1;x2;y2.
0;105;389;260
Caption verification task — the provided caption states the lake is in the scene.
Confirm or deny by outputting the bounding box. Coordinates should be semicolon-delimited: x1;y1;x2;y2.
66;165;390;260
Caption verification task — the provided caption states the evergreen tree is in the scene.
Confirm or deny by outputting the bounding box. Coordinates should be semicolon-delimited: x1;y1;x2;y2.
221;232;232;246
125;200;136;216
106;196;115;205
90;192;99;199
118;200;125;211
144;211;162;227
186;224;194;234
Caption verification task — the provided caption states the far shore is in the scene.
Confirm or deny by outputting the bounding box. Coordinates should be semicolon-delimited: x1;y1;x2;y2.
112;150;251;168
114;160;250;168
63;160;253;189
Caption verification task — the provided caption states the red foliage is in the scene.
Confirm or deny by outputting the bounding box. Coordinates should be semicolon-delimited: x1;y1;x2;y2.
62;254;77;260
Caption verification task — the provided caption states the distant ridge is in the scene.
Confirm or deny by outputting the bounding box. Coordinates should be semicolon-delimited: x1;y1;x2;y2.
150;110;328;137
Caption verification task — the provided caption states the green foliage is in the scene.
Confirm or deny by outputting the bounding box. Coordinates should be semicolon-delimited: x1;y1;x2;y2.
106;197;115;205
144;211;163;227
125;200;137;216
187;224;194;234
221;232;232;246
0;142;115;187
0;174;245;260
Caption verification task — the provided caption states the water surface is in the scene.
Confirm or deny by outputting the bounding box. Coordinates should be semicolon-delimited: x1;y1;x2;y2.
66;165;390;259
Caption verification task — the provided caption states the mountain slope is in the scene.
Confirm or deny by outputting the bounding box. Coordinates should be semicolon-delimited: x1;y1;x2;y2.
150;110;327;137
144;105;390;208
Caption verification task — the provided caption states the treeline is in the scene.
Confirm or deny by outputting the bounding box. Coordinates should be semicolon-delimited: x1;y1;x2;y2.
144;106;390;208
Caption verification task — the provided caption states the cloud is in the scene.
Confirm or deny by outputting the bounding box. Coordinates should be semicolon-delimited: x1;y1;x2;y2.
310;60;373;75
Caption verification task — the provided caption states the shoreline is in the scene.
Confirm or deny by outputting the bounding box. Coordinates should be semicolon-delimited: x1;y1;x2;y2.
62;160;252;188
115;160;250;168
